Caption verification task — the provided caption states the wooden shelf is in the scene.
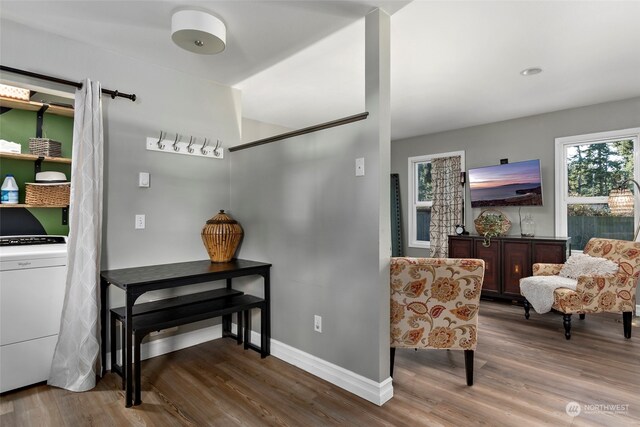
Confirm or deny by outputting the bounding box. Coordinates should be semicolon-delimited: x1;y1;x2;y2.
0;204;68;208
0;152;71;164
0;96;74;117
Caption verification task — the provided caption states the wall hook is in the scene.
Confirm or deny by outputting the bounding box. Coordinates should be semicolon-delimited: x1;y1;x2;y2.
157;131;165;149
146;134;222;159
201;138;210;155
173;134;181;152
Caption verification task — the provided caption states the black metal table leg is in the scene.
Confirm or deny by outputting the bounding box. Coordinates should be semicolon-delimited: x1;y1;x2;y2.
100;278;108;377
244;310;251;350
222;278;232;337
134;333;143;405
263;271;270;355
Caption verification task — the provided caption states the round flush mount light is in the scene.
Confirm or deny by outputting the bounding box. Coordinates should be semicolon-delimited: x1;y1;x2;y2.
520;67;543;76
171;10;226;55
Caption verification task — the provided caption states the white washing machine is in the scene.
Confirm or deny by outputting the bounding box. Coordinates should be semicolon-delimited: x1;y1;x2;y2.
0;236;67;393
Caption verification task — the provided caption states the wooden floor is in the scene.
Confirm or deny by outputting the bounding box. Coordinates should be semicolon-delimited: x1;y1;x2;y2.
1;301;639;426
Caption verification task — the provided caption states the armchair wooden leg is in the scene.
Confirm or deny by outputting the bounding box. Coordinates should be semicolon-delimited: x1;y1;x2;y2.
464;350;474;386
390;347;396;378
623;312;632;339
523;299;531;319
563;314;572;340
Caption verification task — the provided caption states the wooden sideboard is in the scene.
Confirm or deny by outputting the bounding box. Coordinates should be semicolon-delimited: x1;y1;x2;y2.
448;235;571;300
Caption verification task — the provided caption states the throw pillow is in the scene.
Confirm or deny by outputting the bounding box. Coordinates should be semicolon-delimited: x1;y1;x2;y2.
558;253;619;280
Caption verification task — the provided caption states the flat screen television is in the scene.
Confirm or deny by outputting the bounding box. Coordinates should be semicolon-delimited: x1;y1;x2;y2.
468;159;543;208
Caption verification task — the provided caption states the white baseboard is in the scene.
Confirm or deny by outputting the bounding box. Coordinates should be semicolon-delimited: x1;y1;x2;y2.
267;336;393;406
105;325;393;407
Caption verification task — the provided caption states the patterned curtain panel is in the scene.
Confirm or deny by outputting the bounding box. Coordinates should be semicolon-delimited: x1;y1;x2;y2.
48;79;103;392
429;156;462;257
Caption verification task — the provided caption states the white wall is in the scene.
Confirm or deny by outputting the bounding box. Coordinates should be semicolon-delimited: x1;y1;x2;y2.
392;97;640;257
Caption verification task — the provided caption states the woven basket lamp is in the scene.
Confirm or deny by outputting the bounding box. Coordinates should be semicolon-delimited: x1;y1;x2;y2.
201;210;243;263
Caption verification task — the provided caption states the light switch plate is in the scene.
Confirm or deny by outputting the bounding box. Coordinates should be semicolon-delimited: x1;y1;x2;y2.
139;172;150;188
355;157;365;176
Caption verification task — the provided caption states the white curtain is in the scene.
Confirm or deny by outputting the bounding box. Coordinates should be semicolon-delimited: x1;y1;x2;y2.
48;79;104;392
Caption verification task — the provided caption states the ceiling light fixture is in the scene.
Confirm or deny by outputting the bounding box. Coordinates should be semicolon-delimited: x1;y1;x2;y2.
520;67;543;76
171;10;226;55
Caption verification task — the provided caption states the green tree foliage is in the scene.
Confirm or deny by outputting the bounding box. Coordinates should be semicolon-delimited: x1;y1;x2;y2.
417;161;433;202
567;139;633;197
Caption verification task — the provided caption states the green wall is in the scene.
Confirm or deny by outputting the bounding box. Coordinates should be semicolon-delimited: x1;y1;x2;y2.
0;108;73;235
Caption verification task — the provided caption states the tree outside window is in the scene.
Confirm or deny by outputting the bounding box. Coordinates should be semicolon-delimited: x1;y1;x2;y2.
562;138;636;250
408;151;464;249
416;161;433;242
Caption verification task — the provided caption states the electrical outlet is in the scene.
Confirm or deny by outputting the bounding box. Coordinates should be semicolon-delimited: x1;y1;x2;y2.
314;315;322;333
355;157;365;176
135;214;145;229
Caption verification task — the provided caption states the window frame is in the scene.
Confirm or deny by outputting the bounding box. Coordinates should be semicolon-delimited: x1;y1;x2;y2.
555;127;640;250
407;150;465;249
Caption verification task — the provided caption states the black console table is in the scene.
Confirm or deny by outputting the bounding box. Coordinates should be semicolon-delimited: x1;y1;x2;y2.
100;259;272;407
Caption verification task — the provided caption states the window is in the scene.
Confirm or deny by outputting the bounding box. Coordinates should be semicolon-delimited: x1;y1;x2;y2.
555;128;640;251
408;151;465;248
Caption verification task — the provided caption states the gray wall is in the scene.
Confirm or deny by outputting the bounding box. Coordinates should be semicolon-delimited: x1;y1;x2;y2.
392;97;640;257
230;10;391;382
1;19;240;317
0;20;240;271
242;117;291;142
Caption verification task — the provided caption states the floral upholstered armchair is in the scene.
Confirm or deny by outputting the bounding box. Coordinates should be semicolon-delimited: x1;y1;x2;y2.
390;257;485;386
523;238;640;340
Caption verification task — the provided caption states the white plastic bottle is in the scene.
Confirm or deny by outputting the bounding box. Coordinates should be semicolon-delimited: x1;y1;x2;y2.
1;174;19;204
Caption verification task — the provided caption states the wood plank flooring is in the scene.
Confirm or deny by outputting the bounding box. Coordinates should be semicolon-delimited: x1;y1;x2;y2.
1;301;638;426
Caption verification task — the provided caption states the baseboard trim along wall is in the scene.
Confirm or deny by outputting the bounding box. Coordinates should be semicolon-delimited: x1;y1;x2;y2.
105;325;393;406
268;336;394;406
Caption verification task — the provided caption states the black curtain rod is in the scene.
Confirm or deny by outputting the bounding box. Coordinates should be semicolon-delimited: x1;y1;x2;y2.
229;112;369;152
0;65;136;102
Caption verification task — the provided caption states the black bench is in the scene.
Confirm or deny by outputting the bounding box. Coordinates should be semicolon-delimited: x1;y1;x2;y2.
110;288;267;403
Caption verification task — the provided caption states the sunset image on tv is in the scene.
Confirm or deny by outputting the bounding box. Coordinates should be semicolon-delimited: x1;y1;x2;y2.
468;159;543;207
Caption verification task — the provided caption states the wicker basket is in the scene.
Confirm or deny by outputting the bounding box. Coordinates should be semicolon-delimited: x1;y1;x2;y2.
474;208;511;236
201;210;244;263
25;183;70;206
29;138;62;157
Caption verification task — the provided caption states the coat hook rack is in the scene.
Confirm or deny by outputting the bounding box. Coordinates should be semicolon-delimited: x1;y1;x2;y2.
145;132;223;159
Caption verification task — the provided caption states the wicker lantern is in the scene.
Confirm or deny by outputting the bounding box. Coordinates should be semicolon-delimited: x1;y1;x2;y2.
201;210;243;263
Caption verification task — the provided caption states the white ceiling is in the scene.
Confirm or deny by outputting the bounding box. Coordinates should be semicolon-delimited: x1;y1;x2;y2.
1;1;639;140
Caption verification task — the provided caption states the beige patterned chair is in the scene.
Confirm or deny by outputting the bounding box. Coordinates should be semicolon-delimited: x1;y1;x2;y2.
523;238;640;339
390;257;485;385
